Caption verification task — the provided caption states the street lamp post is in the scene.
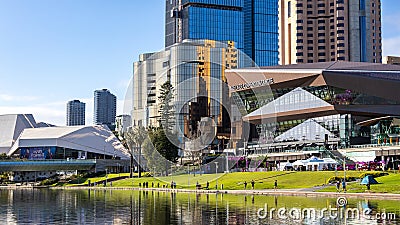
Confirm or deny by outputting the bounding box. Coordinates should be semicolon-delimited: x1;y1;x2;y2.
187;164;190;187
105;168;108;186
214;162;219;190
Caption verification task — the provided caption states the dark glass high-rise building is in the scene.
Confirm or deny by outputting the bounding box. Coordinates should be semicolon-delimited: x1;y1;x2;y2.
94;89;117;130
165;0;278;66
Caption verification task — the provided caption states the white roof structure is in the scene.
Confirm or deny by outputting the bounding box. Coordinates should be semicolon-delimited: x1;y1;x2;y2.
275;119;336;142
244;87;331;118
0;114;37;153
8;125;129;159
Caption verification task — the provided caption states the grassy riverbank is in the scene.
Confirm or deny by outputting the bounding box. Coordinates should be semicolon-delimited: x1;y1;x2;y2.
105;171;367;190
318;172;400;194
58;170;400;194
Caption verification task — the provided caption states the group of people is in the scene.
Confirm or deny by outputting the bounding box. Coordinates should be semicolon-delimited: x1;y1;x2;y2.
335;180;347;192
243;180;257;189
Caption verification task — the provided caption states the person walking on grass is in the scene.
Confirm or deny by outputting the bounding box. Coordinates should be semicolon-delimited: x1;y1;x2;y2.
251;180;255;190
336;181;340;192
342;179;347;192
244;181;247;189
274;180;278;190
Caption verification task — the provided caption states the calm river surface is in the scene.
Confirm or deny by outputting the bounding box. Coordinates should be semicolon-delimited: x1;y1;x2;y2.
0;189;398;224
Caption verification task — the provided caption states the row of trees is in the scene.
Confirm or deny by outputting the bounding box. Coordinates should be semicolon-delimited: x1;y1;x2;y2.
122;81;179;178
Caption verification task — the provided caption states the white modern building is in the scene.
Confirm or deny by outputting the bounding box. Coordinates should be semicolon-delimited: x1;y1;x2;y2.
116;115;131;137
8;125;129;160
0;114;38;154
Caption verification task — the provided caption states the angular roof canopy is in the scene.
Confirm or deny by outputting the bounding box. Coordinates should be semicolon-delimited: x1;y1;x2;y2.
275;119;336;142
0;114;37;153
8;125;129;159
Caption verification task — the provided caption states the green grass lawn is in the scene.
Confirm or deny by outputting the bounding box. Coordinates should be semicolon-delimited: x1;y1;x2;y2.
318;172;400;194
62;173;147;186
110;171;366;190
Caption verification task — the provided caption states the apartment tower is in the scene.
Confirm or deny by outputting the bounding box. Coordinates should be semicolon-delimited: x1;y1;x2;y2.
279;0;382;64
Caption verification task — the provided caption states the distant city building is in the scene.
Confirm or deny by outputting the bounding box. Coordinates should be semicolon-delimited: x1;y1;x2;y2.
165;0;279;66
279;0;382;64
94;89;117;130
116;115;131;136
383;56;400;65
66;100;86;126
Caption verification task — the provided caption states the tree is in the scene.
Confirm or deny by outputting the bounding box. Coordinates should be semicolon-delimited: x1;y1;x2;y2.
142;128;179;176
125;126;148;178
158;81;175;131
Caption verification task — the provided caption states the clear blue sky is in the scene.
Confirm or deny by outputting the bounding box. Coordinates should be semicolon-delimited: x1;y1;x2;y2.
0;0;399;125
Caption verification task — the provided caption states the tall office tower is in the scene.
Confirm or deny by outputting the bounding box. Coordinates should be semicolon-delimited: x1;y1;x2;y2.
165;0;279;66
66;100;86;126
94;89;117;130
279;0;382;64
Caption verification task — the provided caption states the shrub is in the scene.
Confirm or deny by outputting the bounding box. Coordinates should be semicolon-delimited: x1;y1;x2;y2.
328;176;357;183
40;177;59;186
359;171;389;179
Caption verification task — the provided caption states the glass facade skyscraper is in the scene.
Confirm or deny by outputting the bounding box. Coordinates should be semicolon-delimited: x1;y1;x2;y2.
165;0;279;66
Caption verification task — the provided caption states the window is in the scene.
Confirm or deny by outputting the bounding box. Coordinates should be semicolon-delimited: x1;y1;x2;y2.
337;23;344;27
297;26;304;30
296;59;304;63
307;21;313;24
318;59;326;62
297;33;303;36
296;19;304;23
307;46;313;50
337;36;344;40
337;43;345;47
307;11;313;14
337;16;344;20
296;46;304;50
307;27;313;31
296;52;304;56
307;33;313;37
318;10;325;14
317;3;325;7
318;46;325;50
318;39;325;43
318;33;325;37
296;39;304;43
318;26;325;30
307;4;312;8
308;60;314;63
318;20;325;24
296;9;303;13
296;3;303;7
307;40;313;44
337;50;345;54
318;52;326;56
308;53;313;57
288;1;292;17
337;7;344;10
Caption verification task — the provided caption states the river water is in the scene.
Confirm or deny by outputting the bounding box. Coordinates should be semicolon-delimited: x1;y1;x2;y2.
0;189;398;224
